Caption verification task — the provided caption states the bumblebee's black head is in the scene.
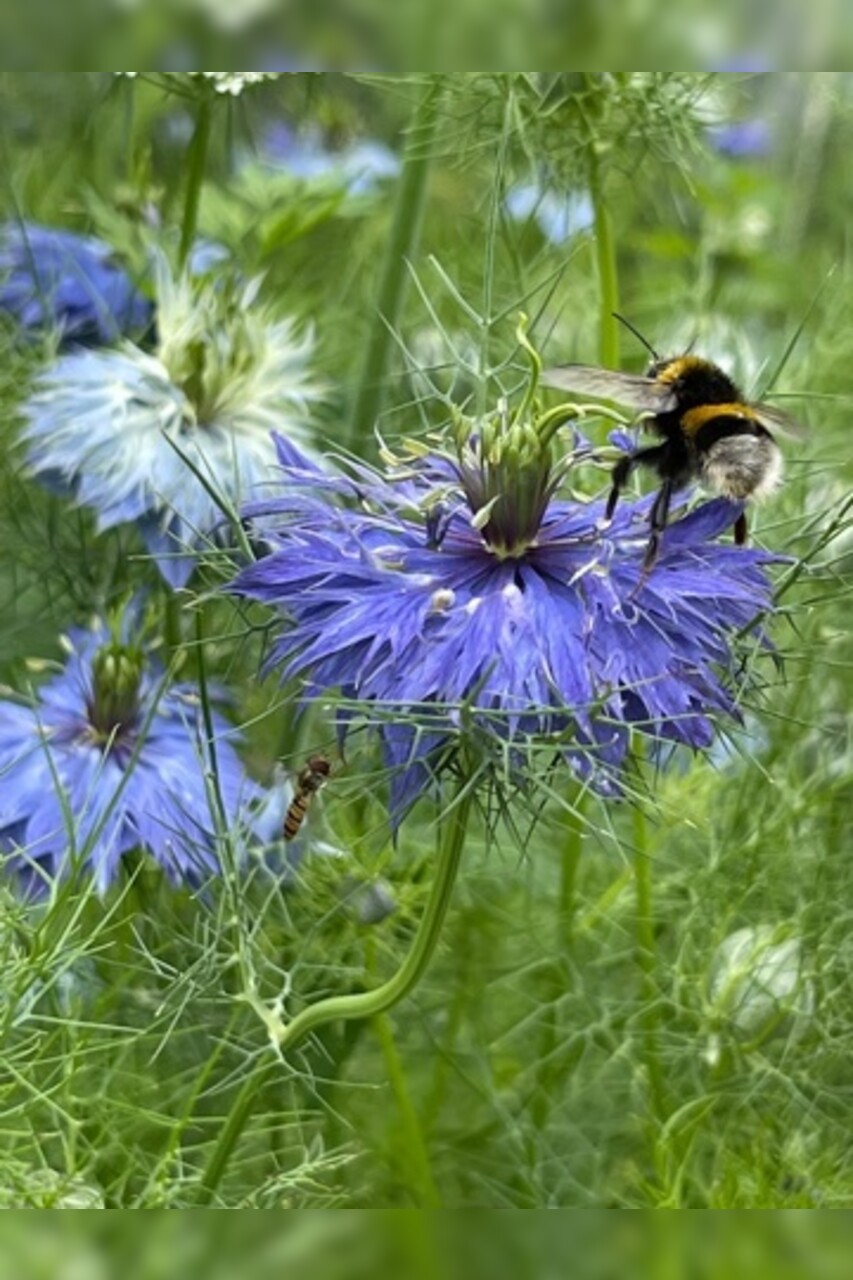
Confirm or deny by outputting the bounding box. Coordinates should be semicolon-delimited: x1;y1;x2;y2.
648;355;741;409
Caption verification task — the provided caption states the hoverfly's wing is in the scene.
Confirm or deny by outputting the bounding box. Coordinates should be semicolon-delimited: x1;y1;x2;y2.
752;400;807;440
541;364;677;414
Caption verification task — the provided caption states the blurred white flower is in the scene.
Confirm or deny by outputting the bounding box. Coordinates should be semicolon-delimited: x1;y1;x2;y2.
705;925;815;1064
198;73;280;94
114;72;281;95
407;325;483;404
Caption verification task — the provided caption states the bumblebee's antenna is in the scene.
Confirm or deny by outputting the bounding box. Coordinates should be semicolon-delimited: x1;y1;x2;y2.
612;312;660;361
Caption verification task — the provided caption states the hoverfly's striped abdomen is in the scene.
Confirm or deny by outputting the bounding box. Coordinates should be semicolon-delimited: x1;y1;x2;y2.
283;794;311;841
283;754;331;842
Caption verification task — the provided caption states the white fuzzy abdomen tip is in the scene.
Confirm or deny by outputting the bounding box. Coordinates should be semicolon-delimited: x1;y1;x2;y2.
700;436;784;501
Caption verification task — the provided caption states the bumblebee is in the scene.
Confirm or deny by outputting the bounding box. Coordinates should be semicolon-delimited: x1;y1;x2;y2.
283;754;331;841
543;344;794;571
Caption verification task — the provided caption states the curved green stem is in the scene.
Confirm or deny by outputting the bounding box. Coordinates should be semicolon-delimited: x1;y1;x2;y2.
534;403;581;449
163;593;183;655
178;94;213;269
277;780;473;1050
346;78;442;447
195;775;474;1205
512;311;541;429
589;149;620;368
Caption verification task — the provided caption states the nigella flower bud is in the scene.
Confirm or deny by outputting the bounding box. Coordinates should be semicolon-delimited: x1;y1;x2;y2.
88;642;144;740
353;878;397;926
705;926;815;1064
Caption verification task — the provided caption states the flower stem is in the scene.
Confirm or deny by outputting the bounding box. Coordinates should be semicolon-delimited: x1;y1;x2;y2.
163;592;183;654
195;774;474;1204
589;149;620;368
373;1010;442;1207
346;78;441;447
633;800;668;1125
178;94;213;270
276;779;473;1049
530;797;584;1133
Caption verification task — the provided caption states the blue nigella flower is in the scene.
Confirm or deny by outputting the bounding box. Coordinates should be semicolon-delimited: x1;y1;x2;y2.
21;261;322;588
231;405;778;824
505;183;594;246
256;123;400;196
0;223;153;348
707;119;772;159
0;613;271;895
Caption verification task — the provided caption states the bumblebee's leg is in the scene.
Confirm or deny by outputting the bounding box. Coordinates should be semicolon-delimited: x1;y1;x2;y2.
733;512;748;546
605;455;635;522
605;445;668;523
643;476;675;571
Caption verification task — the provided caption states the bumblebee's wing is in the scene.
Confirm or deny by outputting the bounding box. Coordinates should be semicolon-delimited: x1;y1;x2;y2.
541;364;677;413
752;401;807;440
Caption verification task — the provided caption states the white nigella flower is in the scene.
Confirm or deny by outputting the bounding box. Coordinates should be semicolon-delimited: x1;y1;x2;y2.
22;260;322;587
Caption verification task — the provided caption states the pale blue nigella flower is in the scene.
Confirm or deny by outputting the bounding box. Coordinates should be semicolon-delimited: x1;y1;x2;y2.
0;616;271;894
0;223;153;348
21;262;322;588
707;119;772;159
505;184;594;246
258;123;400;196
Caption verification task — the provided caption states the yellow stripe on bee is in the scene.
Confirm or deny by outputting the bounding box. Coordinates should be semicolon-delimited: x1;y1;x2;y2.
681;402;758;437
656;356;718;384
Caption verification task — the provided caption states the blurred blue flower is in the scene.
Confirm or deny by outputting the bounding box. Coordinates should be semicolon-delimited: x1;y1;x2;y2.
708;119;772;159
0;615;269;895
0;223;153;348
257;123;400;196
22;262;322;588
712;58;772;73
505;184;594;246
253;52;321;72
232;432;777;823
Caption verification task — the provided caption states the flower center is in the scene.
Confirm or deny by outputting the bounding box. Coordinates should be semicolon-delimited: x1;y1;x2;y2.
156;272;268;428
457;414;556;558
453;319;578;559
86;642;144;745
